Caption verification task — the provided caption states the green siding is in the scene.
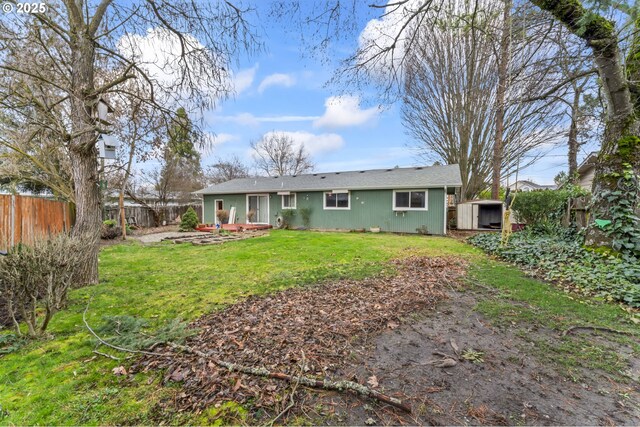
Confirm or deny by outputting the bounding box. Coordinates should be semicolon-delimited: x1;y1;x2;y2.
203;188;446;234
203;194;247;224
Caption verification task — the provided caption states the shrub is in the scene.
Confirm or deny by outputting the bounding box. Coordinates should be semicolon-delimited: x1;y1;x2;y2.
281;209;296;229
511;187;588;229
180;207;199;231
0;234;94;336
216;209;229;224
299;207;312;228
101;219;121;240
512;190;568;227
468;231;640;307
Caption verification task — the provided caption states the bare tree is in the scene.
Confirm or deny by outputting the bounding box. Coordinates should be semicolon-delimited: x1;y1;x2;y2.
281;0;638;255
0;1;259;283
204;155;250;185
250;133;314;177
403;4;562;201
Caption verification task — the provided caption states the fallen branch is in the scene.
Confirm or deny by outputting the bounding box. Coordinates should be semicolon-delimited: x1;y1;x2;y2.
93;350;121;361
169;342;412;413
82;298;165;357
561;325;637;338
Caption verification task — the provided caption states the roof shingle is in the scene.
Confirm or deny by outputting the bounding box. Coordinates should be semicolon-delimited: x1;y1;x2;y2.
197;164;462;195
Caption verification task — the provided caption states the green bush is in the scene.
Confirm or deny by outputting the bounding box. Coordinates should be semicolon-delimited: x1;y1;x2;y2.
468;231;640;307
299;207;312;228
281;209;296;229
180;207;199;231
512;190;567;226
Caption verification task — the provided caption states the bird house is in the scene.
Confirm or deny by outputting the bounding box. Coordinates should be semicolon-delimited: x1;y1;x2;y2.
93;97;114;125
98;134;118;160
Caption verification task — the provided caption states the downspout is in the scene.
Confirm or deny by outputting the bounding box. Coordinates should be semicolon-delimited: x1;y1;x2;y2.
201;193;205;224
443;186;447;235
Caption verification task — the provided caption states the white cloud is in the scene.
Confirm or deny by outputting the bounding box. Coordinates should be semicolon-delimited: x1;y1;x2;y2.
258;73;296;93
199;133;239;156
212;113;319;126
357;1;426;76
232;64;258;94
259;131;344;156
313;95;381;129
208;133;238;145
118;27;229;88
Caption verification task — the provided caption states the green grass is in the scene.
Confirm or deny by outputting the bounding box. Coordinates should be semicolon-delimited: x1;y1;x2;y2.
1;231;637;425
470;259;640;380
470;260;635;331
0;231;477;425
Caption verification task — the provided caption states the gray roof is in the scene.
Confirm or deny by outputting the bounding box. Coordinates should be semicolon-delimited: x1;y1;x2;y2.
197;164;462;195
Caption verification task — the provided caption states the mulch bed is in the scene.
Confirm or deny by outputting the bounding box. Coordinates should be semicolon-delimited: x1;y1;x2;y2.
134;256;467;422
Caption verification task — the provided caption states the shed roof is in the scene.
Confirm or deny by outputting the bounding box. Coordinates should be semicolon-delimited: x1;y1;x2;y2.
197;164;462;195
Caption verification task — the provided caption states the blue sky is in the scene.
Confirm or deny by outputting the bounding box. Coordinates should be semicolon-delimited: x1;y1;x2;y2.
176;4;599;186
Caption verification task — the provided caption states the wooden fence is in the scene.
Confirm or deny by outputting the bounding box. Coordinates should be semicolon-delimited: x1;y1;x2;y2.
0;194;74;251
103;204;202;228
562;196;590;229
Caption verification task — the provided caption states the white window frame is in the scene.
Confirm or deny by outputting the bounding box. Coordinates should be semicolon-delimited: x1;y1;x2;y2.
323;191;351;210
246;194;270;224
281;193;297;209
393;189;429;211
214;199;224;223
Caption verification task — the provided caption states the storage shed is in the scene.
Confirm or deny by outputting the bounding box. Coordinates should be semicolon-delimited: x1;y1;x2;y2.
456;200;504;230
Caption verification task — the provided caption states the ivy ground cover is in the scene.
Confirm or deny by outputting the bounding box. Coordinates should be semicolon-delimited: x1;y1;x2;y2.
468;231;640;307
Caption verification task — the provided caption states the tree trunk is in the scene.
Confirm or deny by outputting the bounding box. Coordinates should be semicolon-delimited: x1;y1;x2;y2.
68;28;100;285
532;0;640;251
567;87;581;182
492;0;511;199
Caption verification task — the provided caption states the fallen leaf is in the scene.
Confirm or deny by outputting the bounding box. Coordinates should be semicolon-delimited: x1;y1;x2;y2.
450;338;460;354
367;375;379;388
112;366;127;376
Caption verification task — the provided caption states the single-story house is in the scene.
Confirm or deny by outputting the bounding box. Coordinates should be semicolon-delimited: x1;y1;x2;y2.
577;152;598;192
507;180;556;192
196;164;462;235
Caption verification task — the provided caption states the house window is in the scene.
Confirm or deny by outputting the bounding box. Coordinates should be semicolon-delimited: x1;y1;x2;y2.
324;192;350;209
393;190;428;210
282;193;296;209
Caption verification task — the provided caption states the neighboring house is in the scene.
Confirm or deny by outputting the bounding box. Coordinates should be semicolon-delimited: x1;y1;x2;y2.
196;165;462;235
577;152;598;192
507;180;556;192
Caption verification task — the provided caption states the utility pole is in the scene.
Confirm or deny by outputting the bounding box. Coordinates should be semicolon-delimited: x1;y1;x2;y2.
492;0;512;199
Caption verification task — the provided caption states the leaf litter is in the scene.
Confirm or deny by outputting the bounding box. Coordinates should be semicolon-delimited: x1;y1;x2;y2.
133;256;466;420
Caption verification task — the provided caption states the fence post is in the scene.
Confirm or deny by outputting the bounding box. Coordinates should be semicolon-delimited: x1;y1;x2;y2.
10;194;15;247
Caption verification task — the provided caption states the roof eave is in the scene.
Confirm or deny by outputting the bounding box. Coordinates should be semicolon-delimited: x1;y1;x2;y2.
199;183;462;195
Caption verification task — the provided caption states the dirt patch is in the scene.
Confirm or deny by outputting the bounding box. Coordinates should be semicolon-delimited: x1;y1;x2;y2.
134;257;639;425
323;290;640;426
134;257;464;419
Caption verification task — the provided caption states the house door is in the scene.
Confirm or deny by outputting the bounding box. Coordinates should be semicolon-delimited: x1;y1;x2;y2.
247;195;269;224
214;200;223;223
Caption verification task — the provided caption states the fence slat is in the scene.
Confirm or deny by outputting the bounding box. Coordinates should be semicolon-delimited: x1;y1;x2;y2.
0;195;73;251
103;204;202;228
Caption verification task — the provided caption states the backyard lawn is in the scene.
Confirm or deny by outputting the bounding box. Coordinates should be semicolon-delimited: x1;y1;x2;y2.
0;230;637;425
0;231;475;425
